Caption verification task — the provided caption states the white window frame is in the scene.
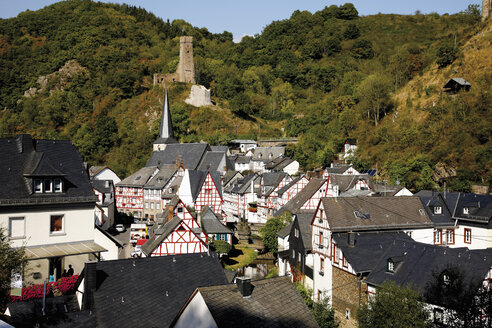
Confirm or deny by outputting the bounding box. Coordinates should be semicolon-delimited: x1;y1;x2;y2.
433;206;442;215
50;214;65;235
34;179;43;193
44;179;53;192
9;217;25;239
156;203;160;210
54;178;62;192
463;207;469;215
150;202;154;210
465;228;471;244
446;229;454;244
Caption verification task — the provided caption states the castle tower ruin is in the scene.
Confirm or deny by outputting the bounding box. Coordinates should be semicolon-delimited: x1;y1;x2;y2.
153;36;196;85
484;0;491;20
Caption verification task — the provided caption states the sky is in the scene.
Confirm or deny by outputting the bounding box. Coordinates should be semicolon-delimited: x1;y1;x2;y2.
0;0;482;42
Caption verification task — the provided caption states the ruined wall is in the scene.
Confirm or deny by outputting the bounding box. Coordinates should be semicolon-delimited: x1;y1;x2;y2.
484;0;491;20
154;36;195;85
331;266;367;328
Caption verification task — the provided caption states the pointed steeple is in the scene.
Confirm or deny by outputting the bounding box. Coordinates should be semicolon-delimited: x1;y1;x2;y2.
154;86;177;150
159;87;174;140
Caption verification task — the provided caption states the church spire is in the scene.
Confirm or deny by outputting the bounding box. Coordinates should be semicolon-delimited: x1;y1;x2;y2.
159;86;174;140
153;86;177;151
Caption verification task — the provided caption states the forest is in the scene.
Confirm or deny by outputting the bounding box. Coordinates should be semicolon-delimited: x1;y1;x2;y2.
0;0;489;192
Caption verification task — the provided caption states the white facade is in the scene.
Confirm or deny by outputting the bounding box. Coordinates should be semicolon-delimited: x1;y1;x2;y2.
94;227;121;261
174;291;218;328
394;187;413;196
282;161;300;175
93;167;121;184
2;206;95;248
177;170;194;208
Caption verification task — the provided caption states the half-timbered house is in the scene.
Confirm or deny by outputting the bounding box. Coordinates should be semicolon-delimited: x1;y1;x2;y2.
222;173;260;223
275;179;329;217
178;170;223;215
256;172;291;223
277;175;310;207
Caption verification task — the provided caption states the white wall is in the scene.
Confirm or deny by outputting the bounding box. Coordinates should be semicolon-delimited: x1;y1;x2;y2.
283;161;300;175
177;170;194;208
94;168;121;184
94;228;120;260
1;206;95;248
406;228;433;244
174;291;218;328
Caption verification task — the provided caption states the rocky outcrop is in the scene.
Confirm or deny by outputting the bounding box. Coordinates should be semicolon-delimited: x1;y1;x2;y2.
185;84;212;107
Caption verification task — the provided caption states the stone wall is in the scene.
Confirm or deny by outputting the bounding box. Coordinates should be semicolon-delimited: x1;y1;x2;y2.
331;266;367;328
185;85;212;107
484;0;491;20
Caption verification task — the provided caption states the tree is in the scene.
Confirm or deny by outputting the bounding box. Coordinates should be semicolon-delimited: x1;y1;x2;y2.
358;73;392;126
424;266;491;328
343;23;360;39
337;3;359;20
211;239;232;257
296;282;339;328
357;281;430;328
259;212;292;253
0;227;27;309
351;39;374;59
436;42;457;68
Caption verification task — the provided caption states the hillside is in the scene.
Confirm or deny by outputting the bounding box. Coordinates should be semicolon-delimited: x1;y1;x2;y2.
0;0;488;189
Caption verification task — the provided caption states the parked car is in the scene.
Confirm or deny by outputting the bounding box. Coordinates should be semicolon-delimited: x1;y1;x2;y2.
115;224;125;233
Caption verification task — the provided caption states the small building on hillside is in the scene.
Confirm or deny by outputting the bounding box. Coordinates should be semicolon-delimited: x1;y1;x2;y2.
443;78;471;93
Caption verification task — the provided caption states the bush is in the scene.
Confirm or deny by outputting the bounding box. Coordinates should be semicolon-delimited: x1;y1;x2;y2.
436;42;457;68
211;239;232;255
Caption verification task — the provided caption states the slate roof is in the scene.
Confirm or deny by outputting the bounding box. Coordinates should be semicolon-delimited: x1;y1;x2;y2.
277;222;293;238
189;277;319;328
116;166;157;188
415;190;456;227
275;179;326;216
154;86;177;145
365;240;492;293
329;174;374;192
146;143;210;169
197;151;227;172
265;156;294;170
0;135;96;205
91;179;113;194
296;212;315;250
332;231;414;273
88;166;105;177
210;145;229;152
324;165;355;175
371;183;406;196
262;172;288;197
143;165;177;189
251;147;285;161
7;295;96;328
320;196;433;232
230;139;257;144
226;173;258;195
200;206;232;234
234;155;251;164
188;170;222;201
222;171;243;187
87;253;228;328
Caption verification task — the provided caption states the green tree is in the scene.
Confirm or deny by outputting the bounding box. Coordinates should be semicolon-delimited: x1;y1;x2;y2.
211;239;232;256
436;42;458;68
343;23;360;39
1;227;27;309
337;3;359;20
351;39;374;59
296;282;339;328
358;73;392;125
357;281;430;328
259;212;292;253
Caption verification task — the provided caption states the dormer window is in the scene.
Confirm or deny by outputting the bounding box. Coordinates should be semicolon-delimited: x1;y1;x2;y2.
463;207;469;215
433;206;442;215
387;259;394;273
442;274;450;285
33;178;63;193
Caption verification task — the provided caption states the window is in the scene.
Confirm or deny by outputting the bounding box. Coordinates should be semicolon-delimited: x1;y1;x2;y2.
320;257;324;274
292;249;295;258
433;206;442;215
50;215;64;234
294;228;299;238
319;231;324;248
442;274;450;285
9;217;25;239
464;228;471;244
317;290;322;301
387;259;394;272
145;202;149;209
434;229;442;245
156;203;160;210
446;229;454;245
34;179;42;193
150;202;154;210
342;255;348;268
44;179;53;192
334;245;340;263
177;207;183;213
218;234;227;241
463;207;469;215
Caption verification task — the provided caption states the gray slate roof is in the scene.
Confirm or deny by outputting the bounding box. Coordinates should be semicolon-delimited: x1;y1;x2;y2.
146;143;210;169
200;206;232;234
365;240;492;293
330;174;374;192
320;196;433;232
296;212;315;250
116;166;157;188
222;171;243;188
324;164;355;175
265;156;295;171
143;165;177;189
141;216;182;256
0;134;96;205
88;253;228;328
188;170;222;201
275;179;326;216
332;231;414;273
277;222;293;238
251;147;285;161
194;277;319;328
226;173;258;195
197;151;227;172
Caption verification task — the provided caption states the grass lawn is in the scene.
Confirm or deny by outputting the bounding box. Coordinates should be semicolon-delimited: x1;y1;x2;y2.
223;244;258;271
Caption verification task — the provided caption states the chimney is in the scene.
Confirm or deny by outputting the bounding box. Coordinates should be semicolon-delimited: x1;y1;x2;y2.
236;277;252;298
82;262;97;310
348;232;355;247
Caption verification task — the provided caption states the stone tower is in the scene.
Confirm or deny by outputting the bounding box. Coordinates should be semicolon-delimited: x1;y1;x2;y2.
484;0;491;20
176;36;195;84
153;87;177;151
153;36;196;85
